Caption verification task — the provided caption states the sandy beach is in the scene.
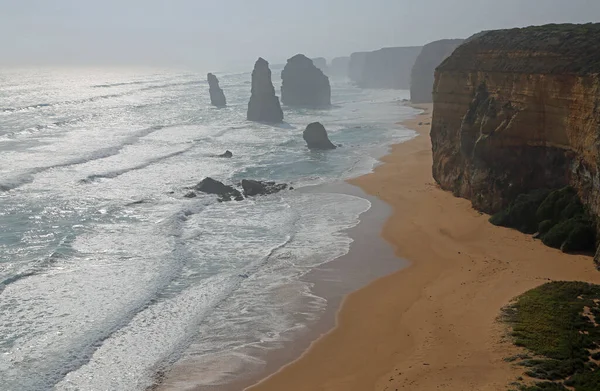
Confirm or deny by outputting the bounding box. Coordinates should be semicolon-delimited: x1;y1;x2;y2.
246;103;600;391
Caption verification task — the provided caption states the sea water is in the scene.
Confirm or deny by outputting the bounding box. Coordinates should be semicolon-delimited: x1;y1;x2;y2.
0;67;416;390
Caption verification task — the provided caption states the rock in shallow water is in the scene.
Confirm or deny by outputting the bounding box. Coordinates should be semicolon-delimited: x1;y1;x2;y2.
207;73;226;107
195;177;243;201
241;179;288;197
281;54;331;109
303;122;336;150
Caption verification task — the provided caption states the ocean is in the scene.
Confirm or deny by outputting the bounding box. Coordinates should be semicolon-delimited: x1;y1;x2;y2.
0;67;416;390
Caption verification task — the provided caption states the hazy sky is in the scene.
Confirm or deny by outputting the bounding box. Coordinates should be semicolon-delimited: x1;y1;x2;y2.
2;0;600;71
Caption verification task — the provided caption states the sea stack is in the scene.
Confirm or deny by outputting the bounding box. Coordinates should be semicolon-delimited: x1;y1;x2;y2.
247;58;284;123
358;46;422;89
303;122;336;150
410;39;464;103
330;56;350;77
429;23;600;257
281;54;331;108
310;57;329;74
207;73;226;107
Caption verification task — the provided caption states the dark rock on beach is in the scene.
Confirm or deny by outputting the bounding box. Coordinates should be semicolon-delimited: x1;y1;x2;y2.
207;73;226;107
247;58;284;123
241;179;288;197
303;122;336;150
195;177;243;202
281;54;331;108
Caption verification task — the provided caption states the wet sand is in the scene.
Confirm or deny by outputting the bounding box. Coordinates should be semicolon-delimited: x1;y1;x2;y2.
246;104;600;391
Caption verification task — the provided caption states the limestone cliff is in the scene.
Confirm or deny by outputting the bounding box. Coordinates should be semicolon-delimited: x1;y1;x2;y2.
348;52;367;85
410;39;463;103
311;57;329;74
357;46;422;89
430;23;600;253
330;56;350;77
281;54;331;108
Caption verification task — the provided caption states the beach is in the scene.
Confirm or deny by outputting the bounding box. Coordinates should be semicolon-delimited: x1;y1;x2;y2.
246;103;600;391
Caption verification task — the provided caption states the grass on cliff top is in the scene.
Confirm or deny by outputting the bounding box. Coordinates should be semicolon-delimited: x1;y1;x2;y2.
490;187;596;254
504;281;600;391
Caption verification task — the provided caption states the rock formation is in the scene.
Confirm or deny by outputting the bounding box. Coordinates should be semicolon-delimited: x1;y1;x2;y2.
348;52;368;85
303;122;336;150
430;23;600;258
194;177;243;201
247;58;284;123
310;57;329;74
357;47;422;89
281;54;331;108
410;39;464;103
330;56;350;77
207;73;226;107
241;179;288;197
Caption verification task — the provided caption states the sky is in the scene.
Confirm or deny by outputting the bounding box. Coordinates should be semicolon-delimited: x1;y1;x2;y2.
1;0;600;71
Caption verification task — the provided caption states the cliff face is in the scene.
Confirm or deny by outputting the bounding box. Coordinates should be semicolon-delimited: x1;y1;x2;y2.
330;56;350;77
348;52;368;84
431;23;600;251
311;57;329;74
357;46;422;89
410;39;464;103
281;54;331;108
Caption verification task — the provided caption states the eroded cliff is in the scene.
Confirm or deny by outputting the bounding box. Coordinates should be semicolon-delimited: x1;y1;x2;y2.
357;47;422;89
430;23;600;255
410;39;463;103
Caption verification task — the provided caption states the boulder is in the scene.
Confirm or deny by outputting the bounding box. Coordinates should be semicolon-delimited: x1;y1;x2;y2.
207;73;226;107
241;179;288;197
217;150;233;158
281;54;331;108
247;58;284;123
194;177;243;202
303;122;336;150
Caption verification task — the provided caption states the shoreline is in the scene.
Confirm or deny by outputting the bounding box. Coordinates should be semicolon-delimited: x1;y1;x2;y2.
245;103;600;391
155;181;407;391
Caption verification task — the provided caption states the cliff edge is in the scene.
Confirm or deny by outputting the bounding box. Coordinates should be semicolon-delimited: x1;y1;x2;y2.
430;23;600;256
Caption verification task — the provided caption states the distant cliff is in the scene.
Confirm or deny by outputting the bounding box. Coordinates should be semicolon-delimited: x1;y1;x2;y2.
430;23;600;255
330;56;350;77
410;39;463;103
348;52;367;84
311;57;329;74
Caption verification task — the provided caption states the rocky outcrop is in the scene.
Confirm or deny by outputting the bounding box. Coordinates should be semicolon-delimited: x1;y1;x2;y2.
281;54;331;108
241;180;288;197
330;56;350;77
194;177;243;202
348;52;368;84
353;47;422;89
207;73;226;107
410;39;463;103
217;150;233;158
247;58;284;123
430;23;600;256
303;122;336;150
311;57;329;74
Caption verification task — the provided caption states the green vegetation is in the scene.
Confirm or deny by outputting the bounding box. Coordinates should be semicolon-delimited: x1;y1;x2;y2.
504;282;600;391
490;187;596;254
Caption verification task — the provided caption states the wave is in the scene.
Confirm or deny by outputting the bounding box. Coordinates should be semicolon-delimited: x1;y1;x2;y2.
1;81;201;114
80;147;194;183
91;80;154;88
0;115;95;138
0;124;172;191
